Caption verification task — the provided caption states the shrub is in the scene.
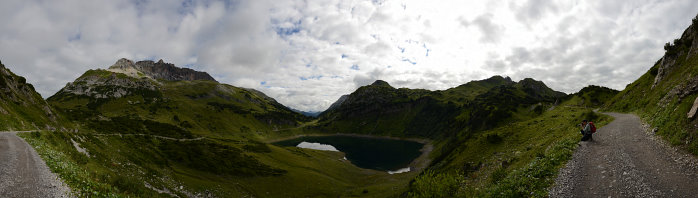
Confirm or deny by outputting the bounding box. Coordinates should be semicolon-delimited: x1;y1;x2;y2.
486;134;503;144
408;170;462;198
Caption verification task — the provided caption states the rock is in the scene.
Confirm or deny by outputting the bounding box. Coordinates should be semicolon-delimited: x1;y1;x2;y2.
687;96;698;119
108;58;217;82
54;71;158;99
133;59;217;82
652;127;659;134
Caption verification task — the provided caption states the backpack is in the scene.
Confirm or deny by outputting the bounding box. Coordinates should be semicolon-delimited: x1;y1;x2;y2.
589;122;596;133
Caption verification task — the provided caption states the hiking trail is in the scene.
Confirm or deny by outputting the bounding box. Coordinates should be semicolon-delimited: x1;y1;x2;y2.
550;113;698;197
0;132;72;197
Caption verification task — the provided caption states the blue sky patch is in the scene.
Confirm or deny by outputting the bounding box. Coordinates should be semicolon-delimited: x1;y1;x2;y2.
274;20;302;37
350;64;360;70
300;75;323;81
402;58;416;65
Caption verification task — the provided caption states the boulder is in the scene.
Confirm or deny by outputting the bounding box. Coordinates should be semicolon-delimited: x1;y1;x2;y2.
687;96;698;119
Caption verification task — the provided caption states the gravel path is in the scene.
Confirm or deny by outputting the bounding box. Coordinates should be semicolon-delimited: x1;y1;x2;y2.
0;132;72;197
550;113;698;197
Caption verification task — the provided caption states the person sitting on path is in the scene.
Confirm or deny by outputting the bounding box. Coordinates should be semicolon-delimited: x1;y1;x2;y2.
580;120;593;141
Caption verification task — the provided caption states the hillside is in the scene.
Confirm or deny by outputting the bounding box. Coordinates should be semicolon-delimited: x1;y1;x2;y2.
606;15;698;154
48;58;308;139
9;57;619;197
31;58;427;197
318;76;567;139
0;60;67;131
564;85;619;108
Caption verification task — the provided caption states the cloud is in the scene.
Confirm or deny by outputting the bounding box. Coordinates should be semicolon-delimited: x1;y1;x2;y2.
460;13;505;43
0;0;697;112
510;0;561;25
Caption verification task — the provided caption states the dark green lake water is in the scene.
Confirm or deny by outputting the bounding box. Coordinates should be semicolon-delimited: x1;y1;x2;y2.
273;135;424;171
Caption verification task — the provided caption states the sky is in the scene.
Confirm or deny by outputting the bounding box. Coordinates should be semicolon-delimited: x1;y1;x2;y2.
1;0;697;112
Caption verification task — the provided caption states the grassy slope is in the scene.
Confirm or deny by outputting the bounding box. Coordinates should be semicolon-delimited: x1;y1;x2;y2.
48;70;308;140
38;69;417;197
0;61;69;130
408;106;613;197
19;131;421;197
30;65;616;197
317;76;565;140
566;85;620;108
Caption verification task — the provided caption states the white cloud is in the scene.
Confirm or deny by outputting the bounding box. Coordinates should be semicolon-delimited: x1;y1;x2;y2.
0;0;697;112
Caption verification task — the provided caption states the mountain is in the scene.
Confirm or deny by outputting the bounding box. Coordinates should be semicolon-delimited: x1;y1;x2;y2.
565;85;619;107
318;76;567;139
108;58;216;82
290;108;321;117
0;60;65;131
606;14;698;154
48;58;308;138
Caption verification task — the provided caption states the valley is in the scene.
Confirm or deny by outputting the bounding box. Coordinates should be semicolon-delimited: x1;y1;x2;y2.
1;12;698;198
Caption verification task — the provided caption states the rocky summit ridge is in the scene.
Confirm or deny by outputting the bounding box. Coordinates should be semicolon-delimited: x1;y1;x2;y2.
108;58;216;82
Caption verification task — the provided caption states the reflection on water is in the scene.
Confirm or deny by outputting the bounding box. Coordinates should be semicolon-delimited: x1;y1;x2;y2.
297;141;339;151
274;135;424;172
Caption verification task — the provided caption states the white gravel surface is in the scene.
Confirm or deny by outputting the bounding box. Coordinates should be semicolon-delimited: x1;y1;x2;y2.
549;113;698;198
0;132;72;197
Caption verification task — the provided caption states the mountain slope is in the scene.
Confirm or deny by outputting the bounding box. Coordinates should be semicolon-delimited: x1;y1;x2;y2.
40;58;425;197
48;58;308;139
564;85;619;108
318;76;567;139
606;14;698;154
0;60;65;131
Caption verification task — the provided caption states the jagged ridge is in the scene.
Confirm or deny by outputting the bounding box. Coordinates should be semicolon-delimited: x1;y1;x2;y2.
109;58;217;82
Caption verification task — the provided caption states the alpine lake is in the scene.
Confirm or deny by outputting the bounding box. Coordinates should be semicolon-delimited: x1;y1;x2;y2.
273;135;425;172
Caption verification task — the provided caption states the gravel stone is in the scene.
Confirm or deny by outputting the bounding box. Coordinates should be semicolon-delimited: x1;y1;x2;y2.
0;132;72;197
549;113;698;198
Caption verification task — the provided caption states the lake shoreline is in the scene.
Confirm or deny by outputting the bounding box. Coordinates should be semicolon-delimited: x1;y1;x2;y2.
265;133;430;144
267;133;434;173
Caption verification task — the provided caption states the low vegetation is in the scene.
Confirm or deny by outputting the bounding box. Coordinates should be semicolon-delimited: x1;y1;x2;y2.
408;106;613;197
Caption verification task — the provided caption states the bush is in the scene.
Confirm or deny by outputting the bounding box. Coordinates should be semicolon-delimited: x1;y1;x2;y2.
489;167;507;184
580;110;599;122
408;170;463;198
486;134;503;144
31;131;41;138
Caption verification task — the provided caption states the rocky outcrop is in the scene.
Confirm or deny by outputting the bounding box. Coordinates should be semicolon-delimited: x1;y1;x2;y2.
53;70;158;99
108;58;216;82
653;18;698;89
687;97;698;119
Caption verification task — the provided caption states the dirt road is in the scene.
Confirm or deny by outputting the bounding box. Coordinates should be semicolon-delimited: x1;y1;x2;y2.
550;113;698;197
0;132;71;197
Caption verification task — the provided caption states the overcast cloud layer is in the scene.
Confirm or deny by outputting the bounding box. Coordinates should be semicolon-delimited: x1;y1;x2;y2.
1;0;697;112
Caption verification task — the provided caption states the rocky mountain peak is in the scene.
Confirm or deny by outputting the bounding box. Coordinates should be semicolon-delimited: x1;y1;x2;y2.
109;58;136;70
108;58;217;82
